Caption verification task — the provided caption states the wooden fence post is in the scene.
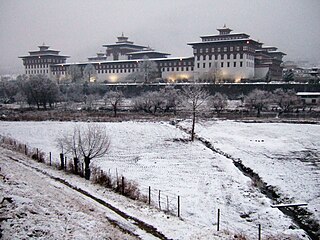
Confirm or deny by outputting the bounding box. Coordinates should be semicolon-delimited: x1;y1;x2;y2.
217;209;220;231
258;224;261;240
158;190;161;210
25;145;27;155
64;156;67;170
49;152;52;166
122;176;124;195
60;153;64;169
178;196;180;218
148;186;151;205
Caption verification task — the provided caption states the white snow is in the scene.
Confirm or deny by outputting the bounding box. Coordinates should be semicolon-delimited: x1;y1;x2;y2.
0;120;317;239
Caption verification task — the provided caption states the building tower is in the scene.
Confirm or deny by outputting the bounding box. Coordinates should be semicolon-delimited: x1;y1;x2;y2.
19;44;69;77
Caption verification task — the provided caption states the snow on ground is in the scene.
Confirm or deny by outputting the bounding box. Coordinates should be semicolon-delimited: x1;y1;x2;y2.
184;120;320;222
0;148;139;240
0;120;314;239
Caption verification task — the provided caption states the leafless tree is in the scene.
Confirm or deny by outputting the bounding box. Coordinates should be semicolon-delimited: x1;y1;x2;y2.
245;89;271;117
104;90;124;117
160;86;181;115
83;64;97;82
139;57;159;83
200;65;223;83
180;85;210;141
273;88;300;113
67;65;83;83
57;124;111;180
133;91;165;114
207;92;228;114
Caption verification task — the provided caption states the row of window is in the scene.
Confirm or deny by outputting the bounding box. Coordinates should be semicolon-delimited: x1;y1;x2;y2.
202;36;245;42
158;61;193;67
197;61;254;69
24;58;64;64
26;64;49;69
194;45;254;54
26;69;49;74
162;66;193;72
196;53;247;61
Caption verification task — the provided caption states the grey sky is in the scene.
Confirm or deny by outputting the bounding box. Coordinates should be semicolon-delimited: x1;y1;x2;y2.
0;0;319;74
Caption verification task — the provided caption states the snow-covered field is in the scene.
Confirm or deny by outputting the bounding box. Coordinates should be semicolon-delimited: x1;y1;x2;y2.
0;120;318;239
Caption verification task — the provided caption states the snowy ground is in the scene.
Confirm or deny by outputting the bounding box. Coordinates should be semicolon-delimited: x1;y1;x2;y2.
0;148;139;240
183;120;320;222
0;120;317;239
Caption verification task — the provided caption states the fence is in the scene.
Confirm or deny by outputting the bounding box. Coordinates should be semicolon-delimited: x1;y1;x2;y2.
0;135;294;239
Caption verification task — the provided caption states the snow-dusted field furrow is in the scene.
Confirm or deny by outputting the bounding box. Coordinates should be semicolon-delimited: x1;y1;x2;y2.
0;120;314;239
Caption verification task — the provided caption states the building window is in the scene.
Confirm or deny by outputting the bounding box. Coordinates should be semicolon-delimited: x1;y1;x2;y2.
221;62;224;68
240;62;243;67
234;62;236;67
197;63;200;68
203;63;206;68
243;46;248;51
209;62;212;68
200;48;203;53
227;62;230;67
203;55;206;61
209;55;212;60
194;48;197;54
236;46;240;51
240;53;243;59
167;67;169;71
211;47;215;52
205;48;208;53
217;47;221;52
172;67;174;71
230;47;233;51
224;47;227;52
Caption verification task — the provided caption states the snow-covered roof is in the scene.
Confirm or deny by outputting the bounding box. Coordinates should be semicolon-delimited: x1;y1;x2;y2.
200;32;250;38
296;92;320;96
53;56;194;66
127;50;170;56
187;38;261;45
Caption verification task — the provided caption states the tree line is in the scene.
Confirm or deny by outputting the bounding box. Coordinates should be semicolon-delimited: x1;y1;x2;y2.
0;74;310;116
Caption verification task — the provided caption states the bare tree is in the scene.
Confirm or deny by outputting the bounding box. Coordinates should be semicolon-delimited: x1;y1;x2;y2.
200;65;223;83
245;89;271;117
126;57;158;83
57;124;111;180
83;64;97;82
139;57;159;83
207;92;228;115
67;65;82;83
181;85;210;141
273;89;300;114
160;86;181;115
132;91;164;114
104;90;124;117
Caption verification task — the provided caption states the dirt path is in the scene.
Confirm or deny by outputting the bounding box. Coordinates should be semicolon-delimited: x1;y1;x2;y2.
0;148;168;239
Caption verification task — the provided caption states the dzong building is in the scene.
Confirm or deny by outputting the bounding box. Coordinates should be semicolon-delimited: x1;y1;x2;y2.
19;26;285;83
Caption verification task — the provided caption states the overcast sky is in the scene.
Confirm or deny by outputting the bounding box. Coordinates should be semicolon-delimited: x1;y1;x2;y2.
0;0;319;74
